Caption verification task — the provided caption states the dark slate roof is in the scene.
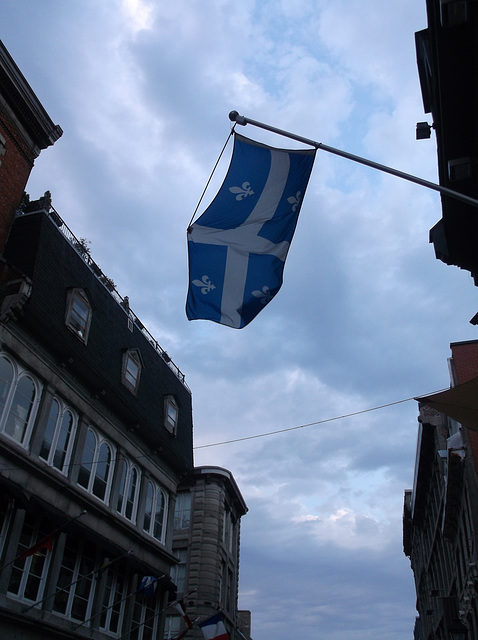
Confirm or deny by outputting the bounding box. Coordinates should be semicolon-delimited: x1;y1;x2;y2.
4;211;193;475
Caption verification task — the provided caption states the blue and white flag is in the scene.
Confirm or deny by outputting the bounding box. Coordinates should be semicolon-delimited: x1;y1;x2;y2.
186;133;316;328
137;576;157;598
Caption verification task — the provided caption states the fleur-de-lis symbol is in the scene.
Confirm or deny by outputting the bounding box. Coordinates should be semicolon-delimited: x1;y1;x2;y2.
192;275;216;294
287;190;302;212
252;285;272;305
229;181;254;201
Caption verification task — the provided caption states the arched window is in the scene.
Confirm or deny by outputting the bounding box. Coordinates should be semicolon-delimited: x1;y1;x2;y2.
77;427;115;503
0;353;41;446
143;480;168;543
40;397;77;474
116;460;141;522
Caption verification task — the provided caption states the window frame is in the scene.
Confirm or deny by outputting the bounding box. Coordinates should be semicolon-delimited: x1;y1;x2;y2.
132;588;162;640
65;288;92;343
39;396;78;475
170;548;187;593
142;479;168;544
77;426;115;504
0;352;42;447
173;492;191;530
121;349;143;395
163;614;183;639
116;459;141;523
164;395;178;435
7;513;52;604
99;564;128;635
52;536;97;622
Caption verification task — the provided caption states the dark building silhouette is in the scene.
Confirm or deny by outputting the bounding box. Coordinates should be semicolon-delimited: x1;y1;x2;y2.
415;1;478;283
403;340;478;639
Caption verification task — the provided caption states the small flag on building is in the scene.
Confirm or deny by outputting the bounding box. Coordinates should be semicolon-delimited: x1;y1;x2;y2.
19;535;53;559
173;599;193;629
199;612;230;640
138;576;158;598
186;133;316;328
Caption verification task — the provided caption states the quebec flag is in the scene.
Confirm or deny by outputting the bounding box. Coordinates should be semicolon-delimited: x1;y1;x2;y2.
186;133;316;328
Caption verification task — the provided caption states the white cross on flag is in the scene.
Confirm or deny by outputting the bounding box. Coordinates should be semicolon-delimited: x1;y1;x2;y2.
186;133;316;328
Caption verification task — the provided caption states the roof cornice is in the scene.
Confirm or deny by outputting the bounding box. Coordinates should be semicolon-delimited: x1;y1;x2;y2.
0;40;62;152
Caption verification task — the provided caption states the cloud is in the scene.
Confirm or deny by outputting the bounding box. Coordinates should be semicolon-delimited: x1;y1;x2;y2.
2;1;475;639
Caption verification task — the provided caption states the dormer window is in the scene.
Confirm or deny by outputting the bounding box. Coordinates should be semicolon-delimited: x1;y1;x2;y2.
65;288;91;343
122;349;143;395
164;395;178;434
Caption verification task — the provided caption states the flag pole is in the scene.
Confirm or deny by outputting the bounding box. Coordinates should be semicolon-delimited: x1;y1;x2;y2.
0;509;87;574
228;110;478;210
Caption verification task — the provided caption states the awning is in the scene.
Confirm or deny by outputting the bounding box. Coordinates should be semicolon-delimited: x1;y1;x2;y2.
417;375;478;430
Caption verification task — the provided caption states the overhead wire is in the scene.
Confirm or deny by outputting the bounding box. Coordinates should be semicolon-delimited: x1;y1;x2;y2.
193;389;448;449
0;388;448;473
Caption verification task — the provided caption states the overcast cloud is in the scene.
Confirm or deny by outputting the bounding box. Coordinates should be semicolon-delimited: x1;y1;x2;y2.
2;2;478;638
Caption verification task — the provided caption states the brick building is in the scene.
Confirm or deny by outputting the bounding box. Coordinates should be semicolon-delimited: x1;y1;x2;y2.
403;340;478;639
0;40;62;249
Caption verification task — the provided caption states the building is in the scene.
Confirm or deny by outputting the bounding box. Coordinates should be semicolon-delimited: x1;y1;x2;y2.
0;197;195;640
0;40;62;249
165;466;250;640
0;39;252;640
403;340;478;639
415;1;478;283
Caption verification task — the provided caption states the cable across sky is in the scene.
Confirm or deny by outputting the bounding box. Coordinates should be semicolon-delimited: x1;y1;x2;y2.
193;389;448;449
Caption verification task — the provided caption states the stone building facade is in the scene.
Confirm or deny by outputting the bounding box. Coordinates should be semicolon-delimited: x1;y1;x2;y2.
165;467;250;640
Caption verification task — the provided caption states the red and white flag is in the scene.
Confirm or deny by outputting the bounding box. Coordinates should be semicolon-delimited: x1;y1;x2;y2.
173;599;193;629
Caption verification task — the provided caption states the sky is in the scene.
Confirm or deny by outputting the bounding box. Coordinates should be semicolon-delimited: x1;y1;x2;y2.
2;1;478;639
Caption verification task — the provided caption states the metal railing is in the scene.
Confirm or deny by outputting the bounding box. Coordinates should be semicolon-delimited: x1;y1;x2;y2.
17;204;190;393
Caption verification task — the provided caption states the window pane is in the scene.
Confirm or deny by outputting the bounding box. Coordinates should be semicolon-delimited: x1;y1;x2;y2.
53;543;76;614
132;593;158;640
125;357;139;386
78;429;96;489
53;538;96;622
0;356;13;418
125;467;138;520
93;442;111;500
69;293;90;337
100;568;126;633
8;514;51;602
5;375;35;442
40;399;59;461
143;482;153;533
53;410;74;470
168;402;177;426
174;493;191;529
165;397;178;433
153;491;165;541
116;463;127;513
